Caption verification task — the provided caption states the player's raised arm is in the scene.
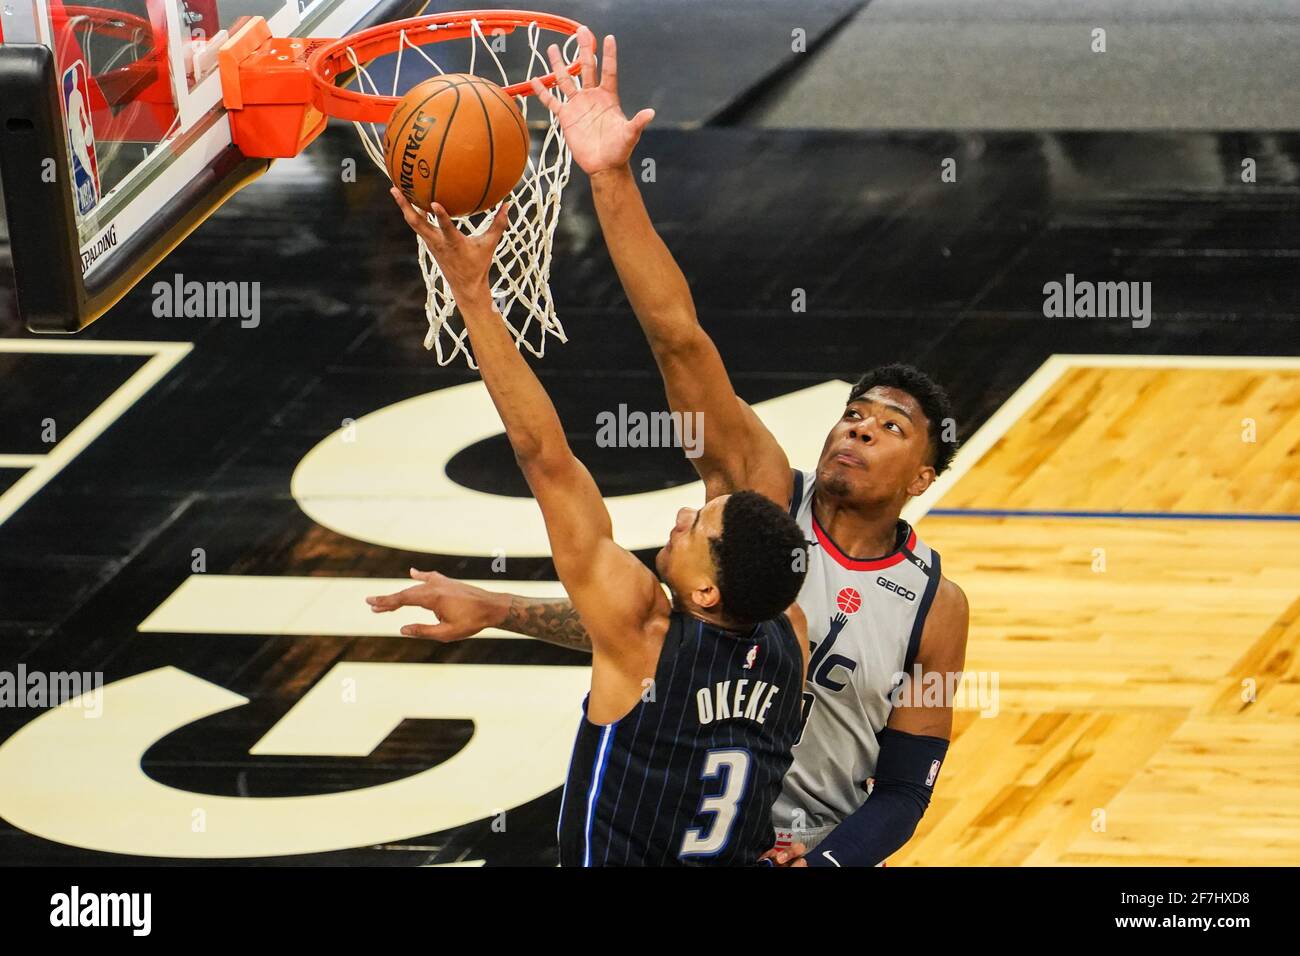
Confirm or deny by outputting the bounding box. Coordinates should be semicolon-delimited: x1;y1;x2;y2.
531;29;791;506
388;191;663;654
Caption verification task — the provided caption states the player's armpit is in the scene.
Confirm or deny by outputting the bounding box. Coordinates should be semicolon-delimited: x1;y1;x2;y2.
564;537;669;725
652;335;791;505
524;465;663;675
731;399;795;505
887;576;969;740
562;536;666;653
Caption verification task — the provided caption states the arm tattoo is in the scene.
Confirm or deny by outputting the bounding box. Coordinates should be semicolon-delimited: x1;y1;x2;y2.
502;597;592;653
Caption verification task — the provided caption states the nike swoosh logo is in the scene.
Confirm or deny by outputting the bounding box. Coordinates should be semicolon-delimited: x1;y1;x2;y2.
821;850;842;867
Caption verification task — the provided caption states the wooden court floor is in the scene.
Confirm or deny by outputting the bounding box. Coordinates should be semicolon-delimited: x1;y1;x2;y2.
897;360;1300;865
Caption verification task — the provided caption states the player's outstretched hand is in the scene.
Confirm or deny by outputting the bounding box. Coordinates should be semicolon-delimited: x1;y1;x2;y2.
389;188;510;301
366;568;510;642
758;842;809;868
530;26;655;177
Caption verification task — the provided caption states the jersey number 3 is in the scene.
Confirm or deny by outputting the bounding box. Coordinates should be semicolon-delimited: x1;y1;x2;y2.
678;749;752;859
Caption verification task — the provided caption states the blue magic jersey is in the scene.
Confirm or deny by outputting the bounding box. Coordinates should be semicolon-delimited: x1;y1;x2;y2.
558;611;803;866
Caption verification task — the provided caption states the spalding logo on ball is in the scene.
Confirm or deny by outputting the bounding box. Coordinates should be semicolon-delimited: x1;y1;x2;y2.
383;74;530;217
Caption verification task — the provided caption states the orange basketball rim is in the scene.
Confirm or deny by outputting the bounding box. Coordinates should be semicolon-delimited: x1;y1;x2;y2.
217;8;584;159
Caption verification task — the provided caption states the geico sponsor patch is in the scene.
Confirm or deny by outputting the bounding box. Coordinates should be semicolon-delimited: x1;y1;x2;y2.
875;576;917;602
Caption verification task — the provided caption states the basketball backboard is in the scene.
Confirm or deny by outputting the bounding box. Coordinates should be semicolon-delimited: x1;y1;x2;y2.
0;0;428;332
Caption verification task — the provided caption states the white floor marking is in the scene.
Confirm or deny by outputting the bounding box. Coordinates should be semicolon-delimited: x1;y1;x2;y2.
0;339;192;528
0;663;590;857
139;574;568;638
292;379;852;557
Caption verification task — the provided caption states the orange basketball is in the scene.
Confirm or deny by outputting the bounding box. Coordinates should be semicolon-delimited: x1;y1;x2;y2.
383;74;530;217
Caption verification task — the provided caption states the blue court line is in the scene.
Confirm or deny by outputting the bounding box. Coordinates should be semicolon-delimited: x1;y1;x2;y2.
928;508;1300;523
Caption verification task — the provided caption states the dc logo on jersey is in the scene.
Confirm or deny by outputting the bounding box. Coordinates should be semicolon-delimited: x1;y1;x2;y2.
808;609;857;692
743;644;758;670
61;60;101;215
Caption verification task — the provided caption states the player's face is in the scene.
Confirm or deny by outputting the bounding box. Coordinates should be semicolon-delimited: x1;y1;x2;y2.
655;495;727;608
815;386;936;505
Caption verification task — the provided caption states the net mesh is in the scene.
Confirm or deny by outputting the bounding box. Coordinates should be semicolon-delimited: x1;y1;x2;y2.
345;19;579;367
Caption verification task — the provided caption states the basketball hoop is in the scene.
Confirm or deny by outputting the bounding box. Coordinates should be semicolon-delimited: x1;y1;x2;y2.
218;9;584;367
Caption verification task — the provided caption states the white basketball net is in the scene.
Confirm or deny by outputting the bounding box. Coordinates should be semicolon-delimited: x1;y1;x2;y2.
346;19;579;367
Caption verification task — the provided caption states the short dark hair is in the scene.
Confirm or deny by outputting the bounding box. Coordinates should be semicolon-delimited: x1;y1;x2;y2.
707;490;809;627
847;363;958;474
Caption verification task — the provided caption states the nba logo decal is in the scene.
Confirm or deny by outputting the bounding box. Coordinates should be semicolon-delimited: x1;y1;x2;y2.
61;60;101;216
743;644;758;670
926;759;941;787
835;586;861;615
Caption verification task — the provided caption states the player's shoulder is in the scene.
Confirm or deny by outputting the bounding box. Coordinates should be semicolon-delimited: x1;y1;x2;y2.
783;601;807;639
917;575;969;667
933;575;968;617
782;602;810;672
756;603;805;653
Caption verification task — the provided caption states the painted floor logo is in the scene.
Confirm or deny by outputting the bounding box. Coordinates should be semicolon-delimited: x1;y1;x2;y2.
49;887;151;936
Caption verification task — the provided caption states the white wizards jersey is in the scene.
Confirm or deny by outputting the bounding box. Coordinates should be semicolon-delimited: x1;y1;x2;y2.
772;469;942;849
